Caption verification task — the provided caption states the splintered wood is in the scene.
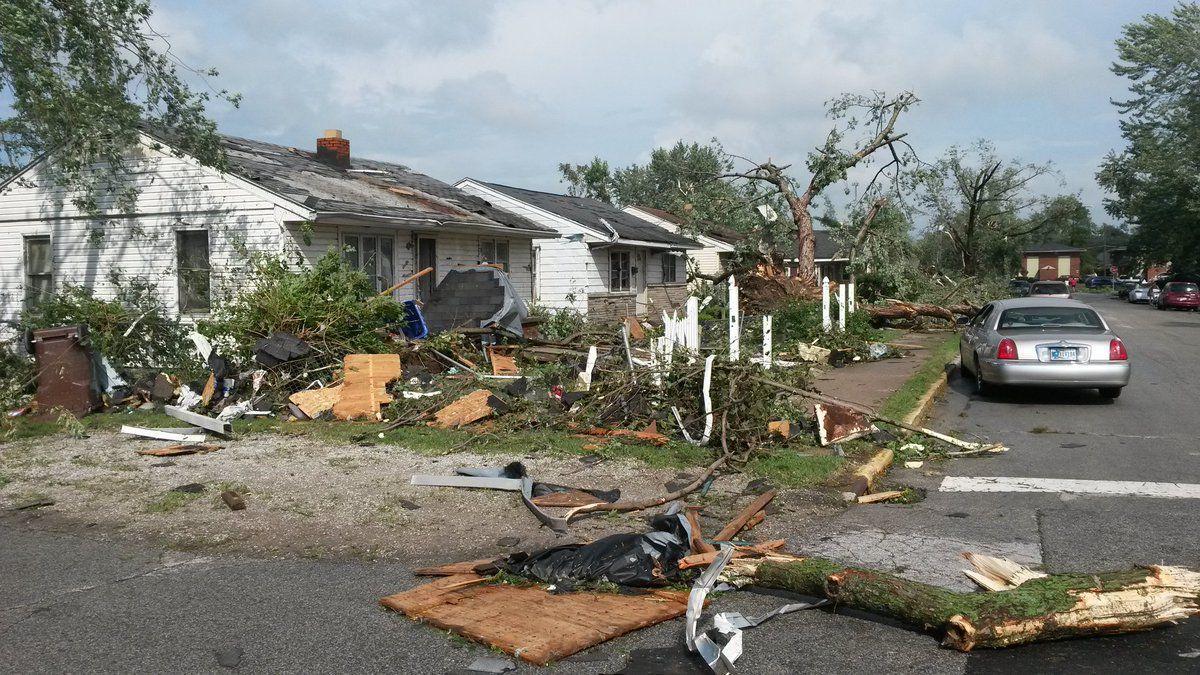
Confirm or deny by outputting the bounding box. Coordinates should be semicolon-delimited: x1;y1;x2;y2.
289;386;343;419
431;389;500;429
332;354;402;421
487;347;520;376
136;444;222;457
380;574;690;666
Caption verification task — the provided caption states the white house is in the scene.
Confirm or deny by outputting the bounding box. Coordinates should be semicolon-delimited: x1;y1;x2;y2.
0;129;556;337
454;180;701;321
621;205;739;280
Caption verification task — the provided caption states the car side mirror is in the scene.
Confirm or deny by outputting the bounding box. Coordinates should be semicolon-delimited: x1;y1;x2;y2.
956;315;970;326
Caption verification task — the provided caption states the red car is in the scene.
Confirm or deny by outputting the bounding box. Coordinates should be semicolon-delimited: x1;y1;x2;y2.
1157;281;1200;311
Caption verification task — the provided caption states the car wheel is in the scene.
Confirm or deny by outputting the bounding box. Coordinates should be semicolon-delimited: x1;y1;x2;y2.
973;357;993;397
1099;387;1122;400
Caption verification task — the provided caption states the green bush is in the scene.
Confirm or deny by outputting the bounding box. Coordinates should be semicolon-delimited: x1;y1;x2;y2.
772;298;880;349
528;305;587;341
201;252;404;366
20;276;196;374
0;342;36;411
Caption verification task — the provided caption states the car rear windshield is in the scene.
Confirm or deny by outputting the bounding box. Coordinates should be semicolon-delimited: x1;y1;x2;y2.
1031;283;1069;294
1165;282;1199;293
997;307;1104;330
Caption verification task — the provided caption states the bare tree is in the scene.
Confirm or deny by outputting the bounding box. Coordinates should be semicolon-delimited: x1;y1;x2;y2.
721;91;918;286
917;141;1067;276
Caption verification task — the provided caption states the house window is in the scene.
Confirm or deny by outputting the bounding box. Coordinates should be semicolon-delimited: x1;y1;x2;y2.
23;235;52;309
176;230;210;312
661;253;679;283
480;239;510;272
342;233;394;293
609;250;632;291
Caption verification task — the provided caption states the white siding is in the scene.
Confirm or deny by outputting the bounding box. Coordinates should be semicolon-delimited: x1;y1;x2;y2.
623;207;729;279
455;180;601;313
0;145;287;327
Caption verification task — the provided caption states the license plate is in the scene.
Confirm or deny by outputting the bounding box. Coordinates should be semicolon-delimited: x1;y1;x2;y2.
1049;348;1077;361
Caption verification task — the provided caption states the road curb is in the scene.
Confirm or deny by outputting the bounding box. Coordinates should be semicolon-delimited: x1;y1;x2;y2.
901;356;960;426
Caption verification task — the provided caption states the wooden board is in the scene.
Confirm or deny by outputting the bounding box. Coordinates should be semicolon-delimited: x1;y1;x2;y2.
413;559;499;577
289;385;343;419
530;489;606;508
332;354;402;421
136;443;222;457
380;575;690;666
487;347;520;376
430;389;497;429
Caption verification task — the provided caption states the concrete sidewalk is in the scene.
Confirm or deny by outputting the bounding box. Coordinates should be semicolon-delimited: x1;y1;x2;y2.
812;331;953;411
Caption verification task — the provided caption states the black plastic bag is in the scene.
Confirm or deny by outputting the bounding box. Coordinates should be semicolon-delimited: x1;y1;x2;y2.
503;514;690;587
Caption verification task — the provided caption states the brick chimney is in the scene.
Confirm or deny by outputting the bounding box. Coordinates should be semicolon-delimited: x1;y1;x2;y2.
315;129;350;168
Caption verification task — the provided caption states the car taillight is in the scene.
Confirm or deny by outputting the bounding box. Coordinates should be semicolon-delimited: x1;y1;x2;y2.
997;338;1018;360
1109;338;1128;361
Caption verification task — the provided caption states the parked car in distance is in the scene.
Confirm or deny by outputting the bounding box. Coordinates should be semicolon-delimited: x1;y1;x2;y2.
1128;282;1152;303
1114;280;1137;299
1030;280;1071;298
1156;281;1200;311
1086;276;1114;288
1009;279;1031;297
959;298;1130;399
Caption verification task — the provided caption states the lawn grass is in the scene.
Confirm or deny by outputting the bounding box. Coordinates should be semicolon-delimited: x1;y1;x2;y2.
745;450;845;488
145;488;204;513
877;333;961;421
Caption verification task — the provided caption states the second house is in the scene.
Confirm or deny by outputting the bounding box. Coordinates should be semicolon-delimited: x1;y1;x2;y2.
455;180;700;320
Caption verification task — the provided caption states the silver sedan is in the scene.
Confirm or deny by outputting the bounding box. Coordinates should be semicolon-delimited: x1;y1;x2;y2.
959;298;1130;399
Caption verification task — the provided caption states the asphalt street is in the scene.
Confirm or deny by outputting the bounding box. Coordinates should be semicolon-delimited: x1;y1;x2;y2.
1;293;1198;673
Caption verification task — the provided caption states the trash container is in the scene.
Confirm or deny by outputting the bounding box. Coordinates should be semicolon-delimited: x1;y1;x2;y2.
29;325;99;418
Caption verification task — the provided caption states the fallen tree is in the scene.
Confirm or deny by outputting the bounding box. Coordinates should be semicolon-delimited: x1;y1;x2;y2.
721;553;1200;651
865;300;978;325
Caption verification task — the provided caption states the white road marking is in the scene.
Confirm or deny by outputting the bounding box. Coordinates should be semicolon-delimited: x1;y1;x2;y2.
940;476;1200;499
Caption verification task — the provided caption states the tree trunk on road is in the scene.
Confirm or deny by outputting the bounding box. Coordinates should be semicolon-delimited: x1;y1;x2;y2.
730;556;1200;651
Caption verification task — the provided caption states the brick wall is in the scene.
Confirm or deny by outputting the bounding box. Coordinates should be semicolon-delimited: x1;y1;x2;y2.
587;293;636;323
646;283;689;315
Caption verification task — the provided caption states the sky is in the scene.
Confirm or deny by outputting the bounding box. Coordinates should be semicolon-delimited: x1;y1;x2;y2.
149;0;1175;225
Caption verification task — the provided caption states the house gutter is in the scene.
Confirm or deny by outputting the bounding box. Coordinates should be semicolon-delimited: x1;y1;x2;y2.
311;211;558;238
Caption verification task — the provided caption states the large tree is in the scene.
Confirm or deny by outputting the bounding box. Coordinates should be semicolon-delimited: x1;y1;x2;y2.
1097;2;1200;273
914;141;1078;276
0;0;236;211
560;92;919;286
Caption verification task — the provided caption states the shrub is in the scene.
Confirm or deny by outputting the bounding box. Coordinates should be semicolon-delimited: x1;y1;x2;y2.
773;298;881;350
0;342;36;411
20;276;196;375
528;305;587;342
201;252;404;366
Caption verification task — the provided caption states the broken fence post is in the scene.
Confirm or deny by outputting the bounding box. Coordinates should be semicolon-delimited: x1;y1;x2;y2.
848;280;856;313
821;276;832;332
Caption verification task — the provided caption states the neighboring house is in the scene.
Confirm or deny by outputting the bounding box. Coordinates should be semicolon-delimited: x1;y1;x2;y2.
454;180;701;320
621;205;739;281
784;229;850;282
0;129;556;336
1021;243;1083;281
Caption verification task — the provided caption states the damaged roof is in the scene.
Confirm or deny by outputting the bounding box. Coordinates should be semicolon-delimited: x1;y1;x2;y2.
148;130;554;235
627;205;743;246
476;182;700;248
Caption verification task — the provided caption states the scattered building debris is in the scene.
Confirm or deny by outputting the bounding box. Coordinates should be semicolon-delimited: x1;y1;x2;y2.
120;426;207;443
814;402;876;446
333;354;403;421
136;443;222;457
380;574;690;666
409;475;523;491
164;405;233;437
430;389;508;429
289;386;342;419
254;332;312;368
713;490;776;542
856;490;905;504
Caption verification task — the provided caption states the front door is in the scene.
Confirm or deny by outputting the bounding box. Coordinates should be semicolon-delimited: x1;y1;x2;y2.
417;237;437;303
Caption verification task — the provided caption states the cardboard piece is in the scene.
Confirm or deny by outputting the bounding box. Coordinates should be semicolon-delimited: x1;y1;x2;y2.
332;354;402;421
381;574;690;666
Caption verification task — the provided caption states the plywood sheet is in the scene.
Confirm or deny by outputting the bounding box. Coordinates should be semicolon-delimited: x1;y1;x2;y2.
488;347;520;376
288;385;343;419
332;354;402;421
430;389;496;429
381;575;689;666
